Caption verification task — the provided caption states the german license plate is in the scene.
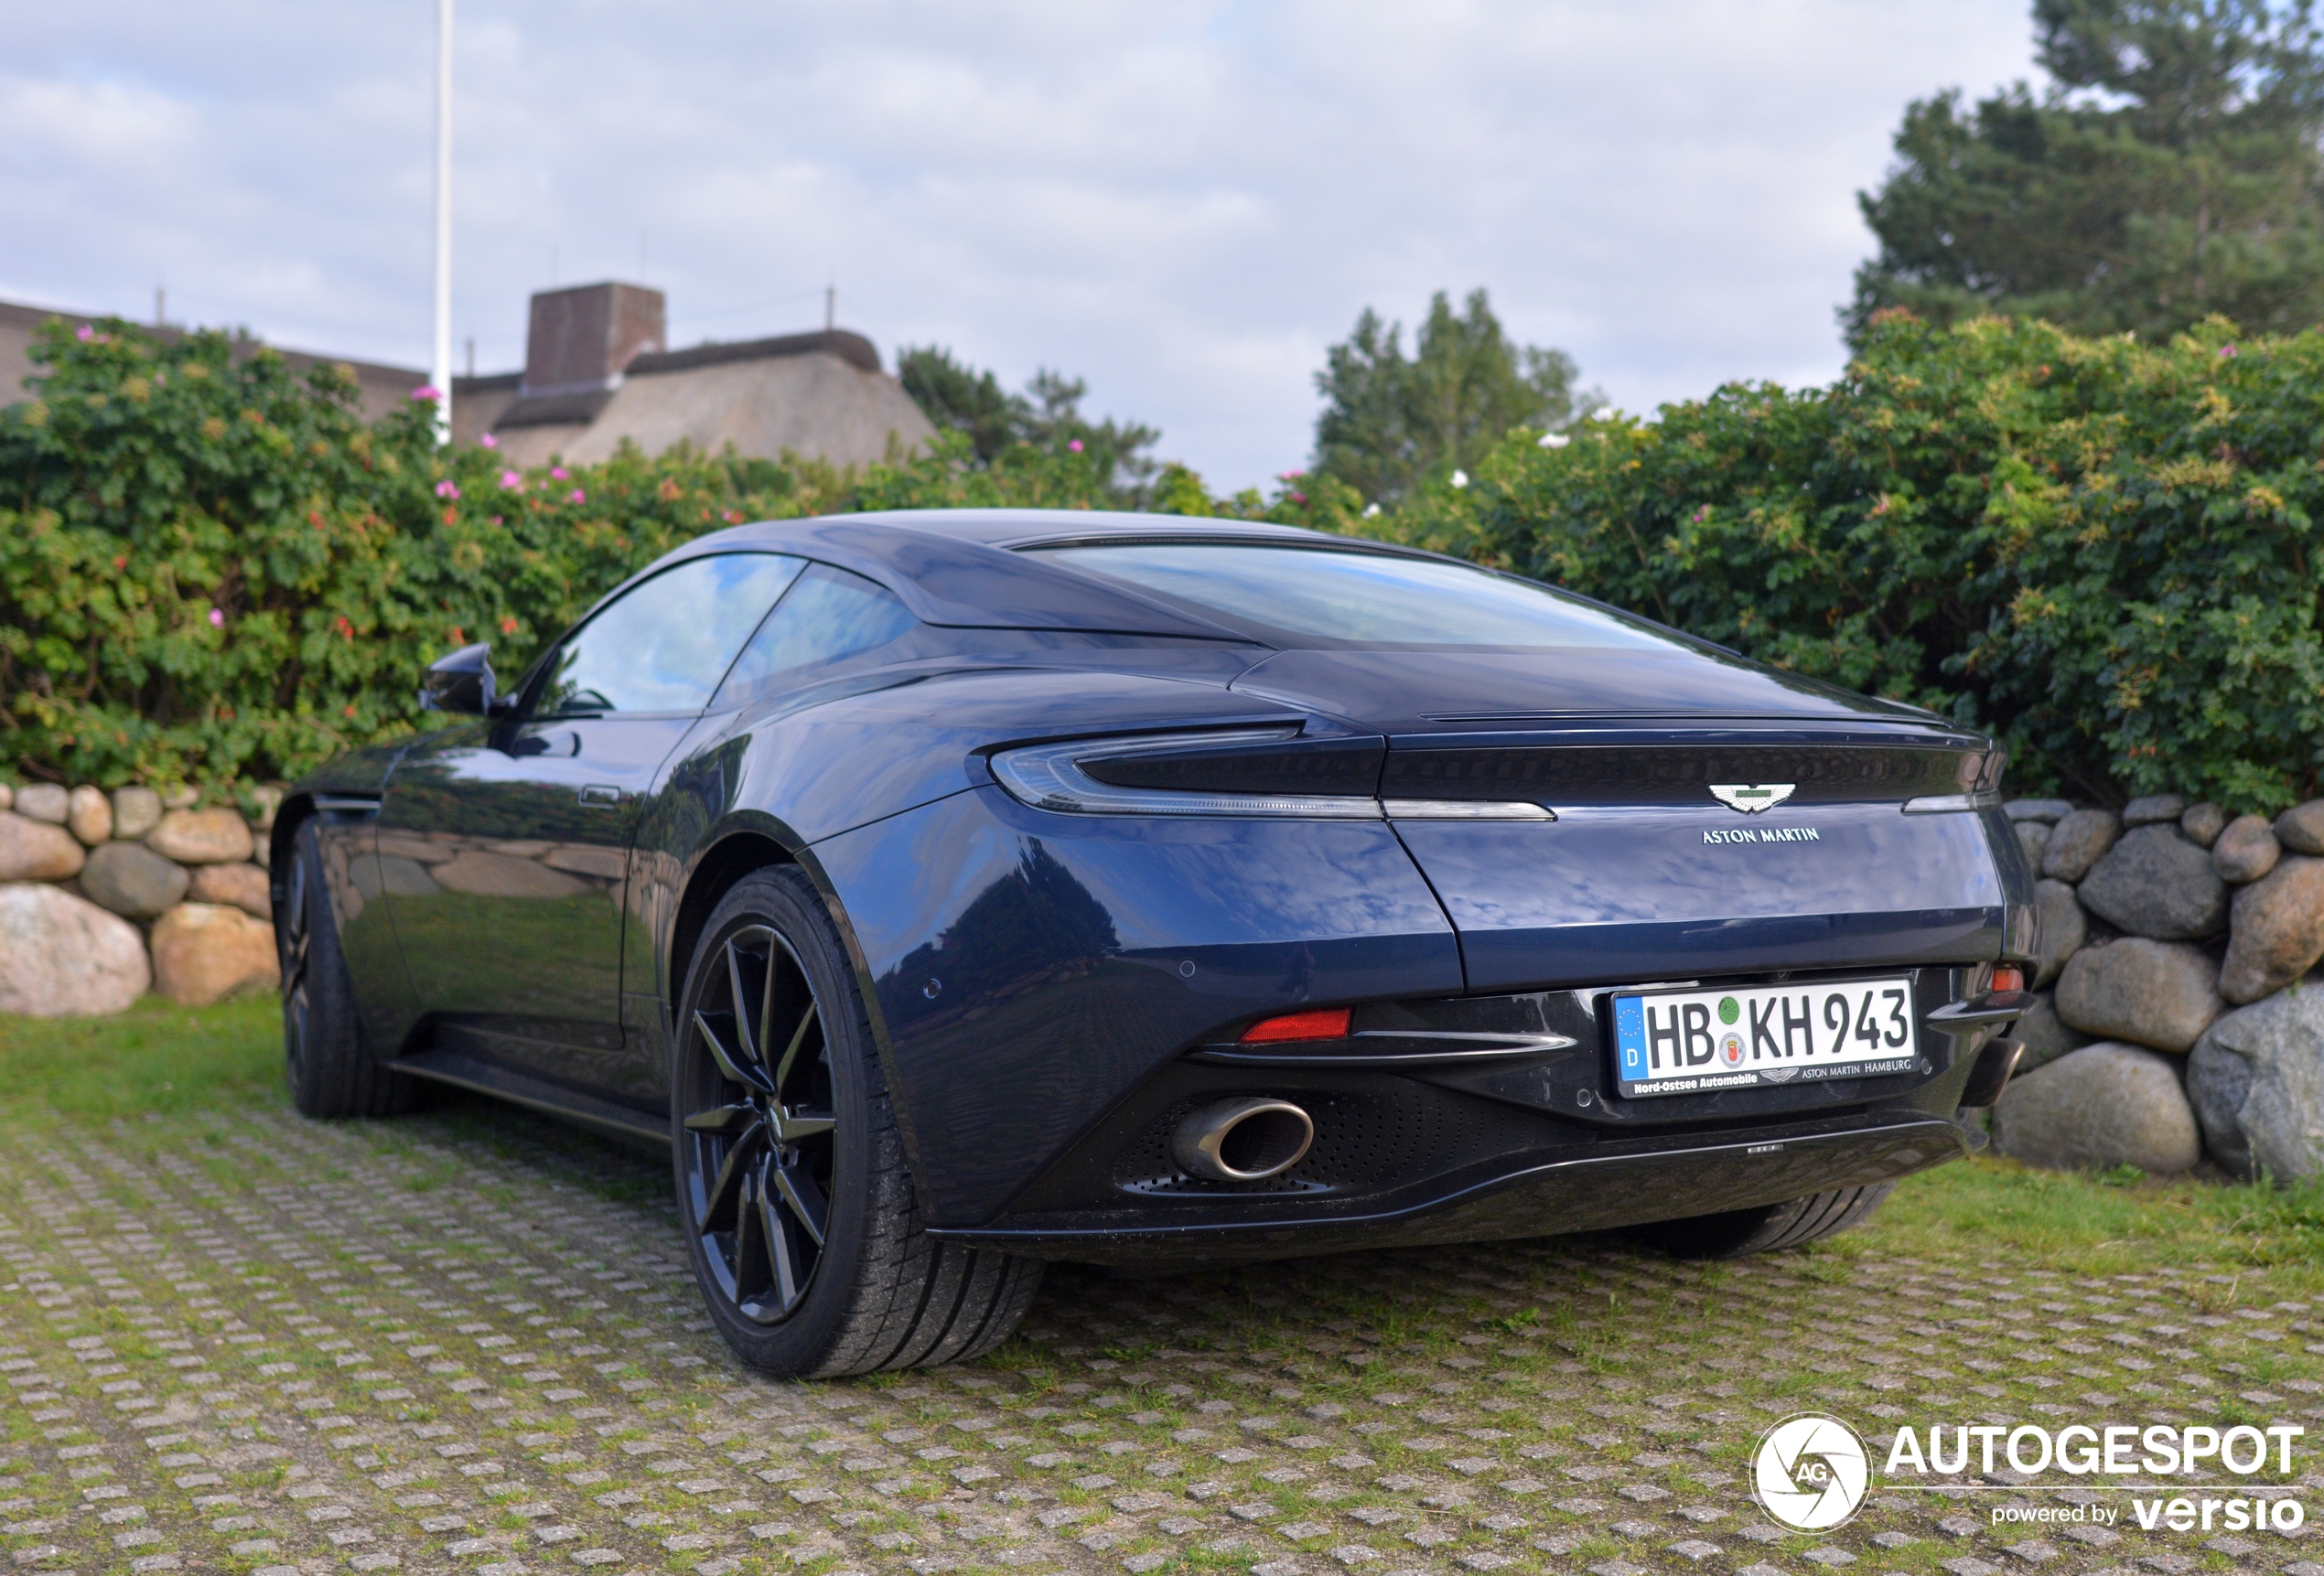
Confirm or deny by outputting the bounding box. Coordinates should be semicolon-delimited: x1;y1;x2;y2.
1611;978;1919;1098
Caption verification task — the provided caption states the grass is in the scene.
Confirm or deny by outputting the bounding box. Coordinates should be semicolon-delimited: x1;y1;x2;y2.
0;992;283;1122
2;998;2321;1284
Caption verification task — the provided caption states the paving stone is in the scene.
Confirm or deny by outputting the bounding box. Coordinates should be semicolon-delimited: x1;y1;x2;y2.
0;1072;2305;1576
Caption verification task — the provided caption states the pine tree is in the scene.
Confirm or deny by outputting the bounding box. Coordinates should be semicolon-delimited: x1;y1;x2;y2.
1849;0;2324;342
1311;289;1586;508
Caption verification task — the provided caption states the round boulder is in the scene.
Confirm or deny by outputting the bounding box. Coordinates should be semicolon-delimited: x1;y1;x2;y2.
2055;938;2222;1053
2005;799;2074;823
80;842;192;919
188;862;271;919
2214;814;2283;884
2220;854;2324;1005
65;785;112;846
2278;799;2324;856
2013;991;2092;1071
2076;823;2228;940
1991;1043;2202;1174
2123;793;2187;826
2015;820;2053;871
2180;801;2227;849
110;786;163;842
2187;982;2324;1182
0;882;151;1015
2042;809;2123;883
12;784;68;825
0;810;87;882
2032;878;2087;989
150;901;280;1005
145;807;255;865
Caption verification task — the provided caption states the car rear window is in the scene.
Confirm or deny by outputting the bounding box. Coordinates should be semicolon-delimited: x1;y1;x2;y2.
1030;542;1684;649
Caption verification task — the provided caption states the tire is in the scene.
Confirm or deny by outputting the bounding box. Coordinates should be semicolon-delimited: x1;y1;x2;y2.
672;867;1042;1378
1620;1182;1895;1260
279;819;414;1119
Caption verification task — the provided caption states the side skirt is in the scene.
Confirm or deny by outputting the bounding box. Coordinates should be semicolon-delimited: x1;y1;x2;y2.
386;1048;672;1148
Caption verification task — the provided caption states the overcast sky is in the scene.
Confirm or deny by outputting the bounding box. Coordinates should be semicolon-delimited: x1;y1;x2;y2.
4;2;2037;490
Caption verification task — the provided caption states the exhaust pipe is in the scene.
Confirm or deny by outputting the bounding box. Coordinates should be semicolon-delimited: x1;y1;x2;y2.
1172;1097;1314;1183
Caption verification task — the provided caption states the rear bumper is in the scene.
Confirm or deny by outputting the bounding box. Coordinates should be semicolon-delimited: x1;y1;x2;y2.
929;1108;1975;1266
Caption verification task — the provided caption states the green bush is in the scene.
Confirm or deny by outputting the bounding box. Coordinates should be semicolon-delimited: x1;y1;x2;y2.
1332;311;2324;812
9;311;2323;812
0;318;1225;792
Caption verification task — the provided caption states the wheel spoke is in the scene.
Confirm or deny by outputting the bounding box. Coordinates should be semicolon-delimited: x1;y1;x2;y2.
723;939;761;1068
683;1102;756;1134
693;1008;765;1092
768;1106;835;1144
699;1116;767;1229
761;1174;804;1310
772;1158;828;1248
731;1169;774;1309
771;998;819;1091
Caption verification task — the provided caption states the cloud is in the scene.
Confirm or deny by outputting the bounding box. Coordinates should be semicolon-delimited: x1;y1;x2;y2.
0;0;2035;488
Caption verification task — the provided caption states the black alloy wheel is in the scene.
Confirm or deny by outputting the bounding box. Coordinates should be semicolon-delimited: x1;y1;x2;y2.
672;867;1043;1377
1621;1181;1895;1260
278;818;413;1119
680;923;839;1323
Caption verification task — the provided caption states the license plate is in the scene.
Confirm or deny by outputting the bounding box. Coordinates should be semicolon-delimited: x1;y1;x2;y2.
1610;977;1919;1098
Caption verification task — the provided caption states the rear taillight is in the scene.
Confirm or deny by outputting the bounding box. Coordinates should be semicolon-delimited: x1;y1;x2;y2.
1240;1007;1351;1044
1991;964;2025;993
989;727;1386;818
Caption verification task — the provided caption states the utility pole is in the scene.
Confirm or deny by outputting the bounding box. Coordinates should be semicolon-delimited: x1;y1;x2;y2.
429;0;454;445
824;284;834;332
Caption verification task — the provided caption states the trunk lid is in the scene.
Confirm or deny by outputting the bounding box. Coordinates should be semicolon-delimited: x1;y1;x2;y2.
1230;648;2024;992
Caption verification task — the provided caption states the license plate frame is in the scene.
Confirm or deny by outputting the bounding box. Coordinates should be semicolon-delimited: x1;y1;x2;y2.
1609;976;1920;1099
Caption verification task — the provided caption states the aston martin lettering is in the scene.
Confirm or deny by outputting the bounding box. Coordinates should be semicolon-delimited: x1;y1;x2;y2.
1710;782;1796;813
1703;826;1821;844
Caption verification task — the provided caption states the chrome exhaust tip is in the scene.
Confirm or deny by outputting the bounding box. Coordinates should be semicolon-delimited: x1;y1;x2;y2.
1171;1097;1315;1183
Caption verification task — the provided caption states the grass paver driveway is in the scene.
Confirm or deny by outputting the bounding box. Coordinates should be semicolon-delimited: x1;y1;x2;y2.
2;1000;2321;1576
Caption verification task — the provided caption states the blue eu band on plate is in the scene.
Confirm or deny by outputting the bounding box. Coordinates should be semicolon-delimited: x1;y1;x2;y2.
1614;978;1920;1098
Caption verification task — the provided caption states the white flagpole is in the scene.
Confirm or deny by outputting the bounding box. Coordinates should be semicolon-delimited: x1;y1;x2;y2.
429;0;454;445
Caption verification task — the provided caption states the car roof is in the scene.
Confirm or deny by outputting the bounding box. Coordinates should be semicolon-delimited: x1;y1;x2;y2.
637;509;1437;638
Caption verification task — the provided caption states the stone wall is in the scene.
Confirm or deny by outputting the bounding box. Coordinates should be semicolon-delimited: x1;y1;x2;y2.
0;781;281;1015
1994;793;2324;1184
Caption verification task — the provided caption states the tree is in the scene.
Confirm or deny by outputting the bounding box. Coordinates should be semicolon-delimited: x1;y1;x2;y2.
897;347;1163;506
1849;0;2324;342
1311;289;1587;508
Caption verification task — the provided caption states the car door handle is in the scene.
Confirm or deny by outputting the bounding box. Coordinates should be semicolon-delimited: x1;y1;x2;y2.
577;785;623;809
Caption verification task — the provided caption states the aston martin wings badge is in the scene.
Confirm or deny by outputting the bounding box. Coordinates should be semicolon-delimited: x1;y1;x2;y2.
1709;783;1796;814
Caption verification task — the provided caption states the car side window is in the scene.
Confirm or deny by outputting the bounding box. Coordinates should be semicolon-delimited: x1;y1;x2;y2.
713;563;920;708
534;552;806;716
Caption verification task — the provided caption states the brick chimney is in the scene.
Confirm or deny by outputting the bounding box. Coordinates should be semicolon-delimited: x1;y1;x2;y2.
521;282;666;397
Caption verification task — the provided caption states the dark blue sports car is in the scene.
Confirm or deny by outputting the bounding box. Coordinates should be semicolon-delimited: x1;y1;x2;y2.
274;510;2037;1376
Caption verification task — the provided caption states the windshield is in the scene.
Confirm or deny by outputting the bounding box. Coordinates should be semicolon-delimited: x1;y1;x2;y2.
1032;542;1684;649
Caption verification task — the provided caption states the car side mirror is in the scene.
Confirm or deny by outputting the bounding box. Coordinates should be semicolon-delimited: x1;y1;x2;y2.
421;642;506;716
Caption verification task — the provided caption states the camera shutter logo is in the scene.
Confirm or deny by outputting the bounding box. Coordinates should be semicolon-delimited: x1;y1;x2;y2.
1753;1412;1870;1532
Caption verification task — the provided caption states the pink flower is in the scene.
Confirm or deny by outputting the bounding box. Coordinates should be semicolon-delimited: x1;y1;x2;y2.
1291;491;1307;505
1068;439;1084;453
411;385;442;402
500;470;522;489
1279;469;1306;481
479;432;499;449
568;488;586;504
208;607;225;628
435;480;459;499
2219;344;2239;359
550;466;569;480
76;325;94;342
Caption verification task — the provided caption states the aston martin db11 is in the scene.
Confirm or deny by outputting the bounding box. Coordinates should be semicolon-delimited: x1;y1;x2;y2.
274;509;2037;1376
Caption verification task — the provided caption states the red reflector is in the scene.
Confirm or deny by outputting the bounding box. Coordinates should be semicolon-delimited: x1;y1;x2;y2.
1240;1008;1351;1044
1992;965;2025;993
